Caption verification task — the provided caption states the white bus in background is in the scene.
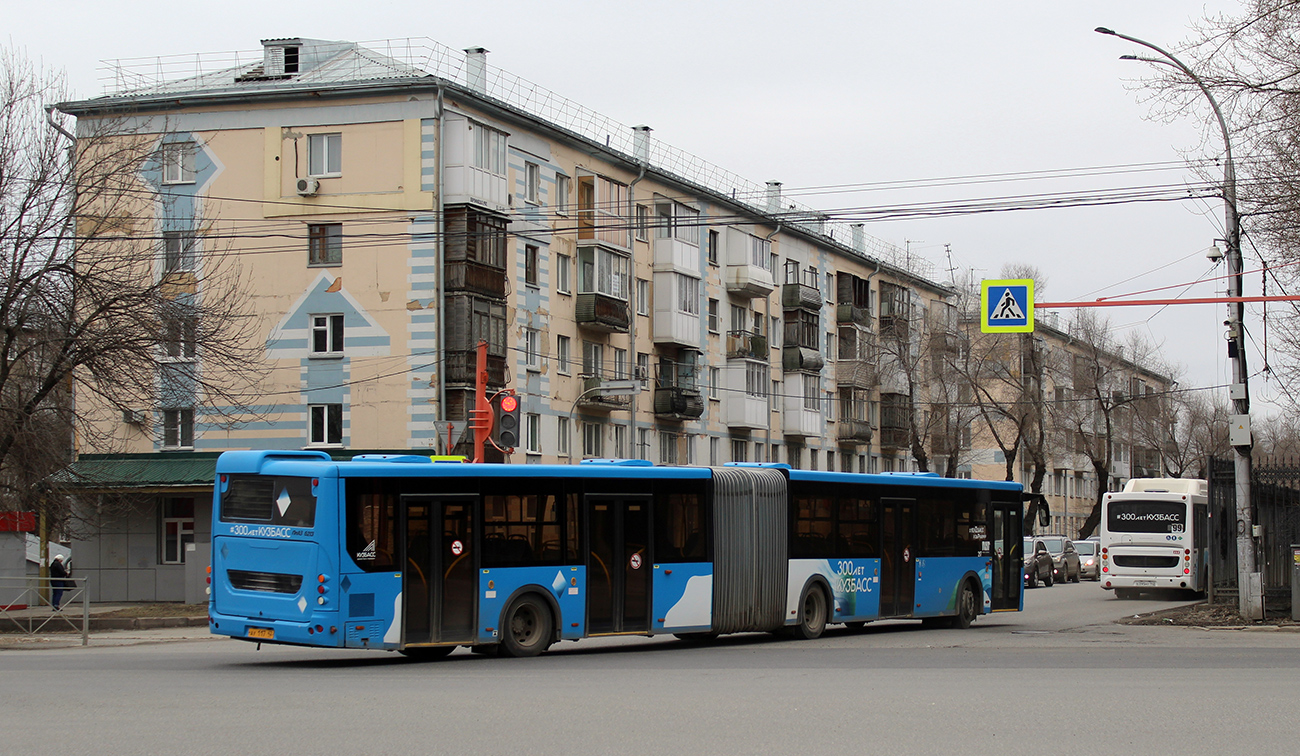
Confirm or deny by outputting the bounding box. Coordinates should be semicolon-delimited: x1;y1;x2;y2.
1100;478;1209;598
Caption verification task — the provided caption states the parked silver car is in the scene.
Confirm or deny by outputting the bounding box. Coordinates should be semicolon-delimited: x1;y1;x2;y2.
1074;539;1101;581
1040;535;1081;583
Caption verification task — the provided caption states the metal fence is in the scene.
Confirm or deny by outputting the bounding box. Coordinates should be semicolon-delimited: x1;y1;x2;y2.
0;577;89;645
1206;456;1300;615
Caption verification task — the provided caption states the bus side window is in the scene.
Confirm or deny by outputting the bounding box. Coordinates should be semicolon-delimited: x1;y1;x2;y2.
346;484;398;572
836;496;877;558
654;491;707;562
792;496;834;559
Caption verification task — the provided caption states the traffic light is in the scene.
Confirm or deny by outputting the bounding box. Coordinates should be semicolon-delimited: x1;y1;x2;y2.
494;392;520;449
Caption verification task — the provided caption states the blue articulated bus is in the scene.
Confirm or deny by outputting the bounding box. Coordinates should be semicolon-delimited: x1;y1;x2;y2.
209;451;1025;658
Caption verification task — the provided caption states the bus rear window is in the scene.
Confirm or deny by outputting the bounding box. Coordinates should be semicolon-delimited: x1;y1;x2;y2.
221;475;316;527
1107;500;1185;534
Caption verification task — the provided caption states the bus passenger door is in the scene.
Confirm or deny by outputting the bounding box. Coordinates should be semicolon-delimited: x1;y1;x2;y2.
586;496;651;635
880;498;915;617
989;500;1023;611
401;496;477;646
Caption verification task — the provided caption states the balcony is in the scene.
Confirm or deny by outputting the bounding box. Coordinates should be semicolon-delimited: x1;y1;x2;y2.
726;263;775;299
835;358;877;389
577;375;631;410
783;346;825;373
781;395;824;438
654;386;705;420
838;419;874;446
726;331;768;361
929;330;964;355
879;424;909;452
576;293;630;333
444;260;507;299
782;281;822;311
724;392;767;430
443;350;507;387
836;302;871;326
653;237;700;275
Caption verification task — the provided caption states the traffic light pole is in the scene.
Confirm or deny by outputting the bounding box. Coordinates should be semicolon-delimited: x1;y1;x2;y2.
470;340;493;464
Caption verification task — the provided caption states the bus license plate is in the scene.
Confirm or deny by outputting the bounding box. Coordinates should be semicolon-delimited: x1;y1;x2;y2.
247;626;274;640
1134;580;1156;586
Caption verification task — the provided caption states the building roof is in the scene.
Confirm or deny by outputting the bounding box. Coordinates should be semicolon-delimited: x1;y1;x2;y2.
53;453;223;491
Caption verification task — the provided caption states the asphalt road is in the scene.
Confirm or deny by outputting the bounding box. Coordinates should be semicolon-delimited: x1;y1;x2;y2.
4;581;1297;756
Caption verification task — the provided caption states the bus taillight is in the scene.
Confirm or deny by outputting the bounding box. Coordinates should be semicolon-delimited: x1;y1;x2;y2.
1184;568;1190;574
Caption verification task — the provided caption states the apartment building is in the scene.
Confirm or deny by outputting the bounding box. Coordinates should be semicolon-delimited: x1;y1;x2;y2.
55;37;956;600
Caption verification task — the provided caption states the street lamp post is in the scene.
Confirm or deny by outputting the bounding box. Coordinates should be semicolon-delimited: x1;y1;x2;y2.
1096;27;1260;619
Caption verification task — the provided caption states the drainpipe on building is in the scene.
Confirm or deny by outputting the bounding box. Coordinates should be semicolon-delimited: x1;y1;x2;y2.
763;220;783;461
628;126;650;460
435;85;447;443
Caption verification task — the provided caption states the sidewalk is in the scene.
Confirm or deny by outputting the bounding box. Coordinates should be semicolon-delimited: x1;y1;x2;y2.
0;603;215;650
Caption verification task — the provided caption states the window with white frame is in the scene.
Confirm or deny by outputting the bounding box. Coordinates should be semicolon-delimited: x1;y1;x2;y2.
636;278;650;316
824;390;835;421
637;428;650;460
635;204;649;241
675;274;700;315
163;231;195;273
578;246;629;300
473;123;507;176
583;341;604;378
161;408;194;449
556;335;571;374
525;413;541;453
161;302;197;360
555;174;570;214
755;442;765;463
583;421;603;458
707;299;720;333
161;142;196;184
660;431;679;465
160;498;195;565
686;436;696;465
751;235;772;269
309;403;343;446
745;362;767;398
710;437;719;466
525;244;539;287
307;133;342;177
731;439;748;462
709;367;720;400
557;416;570;456
613;348;628;379
556;253;571;294
803;374;821;410
614;424;627;458
525;328;540;370
730;304;749;333
525;162;540;203
707;230;719;265
655;198;700;246
308;223;342;266
310;314;344;356
636;353;650;385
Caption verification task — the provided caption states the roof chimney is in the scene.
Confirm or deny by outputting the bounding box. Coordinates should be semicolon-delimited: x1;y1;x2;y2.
632;125;652;164
765;181;782;214
465;47;489;94
851;224;865;253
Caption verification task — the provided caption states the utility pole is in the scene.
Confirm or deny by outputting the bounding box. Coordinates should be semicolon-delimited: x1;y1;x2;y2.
1096;27;1260;619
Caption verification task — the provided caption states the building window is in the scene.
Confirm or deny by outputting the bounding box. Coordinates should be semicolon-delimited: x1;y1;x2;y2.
707;299;720;333
308;223;342;266
614;424;627;458
473;124;507;176
731;439;748;463
637;428;650;460
161;142;195;185
307;132;342;177
710;437;719;466
309;403;343;446
556;253;571;294
635;204;649;241
556;335;571;374
577;246;629;300
525;328;540;370
583;341;604;378
745;363;767;398
810;449;819;471
161;408;194;449
557;416;570;456
161;303;197;360
582;422;603;458
709;367;720;400
525;162;540;203
310;314;344;355
636;278;650;316
160;498;195;565
613;348;628;379
654;198;700;246
163;231;195;273
675;274;700;315
555;174;570;214
525;244;539;287
803;374;821;411
824;390;836;421
525;413;541;454
755;442;766;463
636;353;650;386
707;230;719;265
660;432;679;465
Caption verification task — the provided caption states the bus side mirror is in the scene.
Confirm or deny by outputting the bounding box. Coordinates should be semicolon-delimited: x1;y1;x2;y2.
1038;504;1050;528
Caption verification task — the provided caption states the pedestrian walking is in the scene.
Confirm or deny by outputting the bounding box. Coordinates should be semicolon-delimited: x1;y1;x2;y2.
49;554;70;610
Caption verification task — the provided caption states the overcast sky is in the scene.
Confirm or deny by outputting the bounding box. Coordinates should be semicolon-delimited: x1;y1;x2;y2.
11;0;1273;411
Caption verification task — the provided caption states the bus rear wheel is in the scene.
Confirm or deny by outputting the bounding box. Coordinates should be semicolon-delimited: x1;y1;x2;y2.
500;594;554;658
399;645;455;661
791;585;828;640
953;581;978;629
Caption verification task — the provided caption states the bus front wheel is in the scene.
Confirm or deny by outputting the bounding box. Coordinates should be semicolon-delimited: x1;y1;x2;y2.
500;594;554;658
791;585;828;640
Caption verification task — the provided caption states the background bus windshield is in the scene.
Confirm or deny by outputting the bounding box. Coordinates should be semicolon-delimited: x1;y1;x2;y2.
1107;500;1185;534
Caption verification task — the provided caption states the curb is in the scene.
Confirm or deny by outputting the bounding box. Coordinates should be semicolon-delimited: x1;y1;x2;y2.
88;617;209;631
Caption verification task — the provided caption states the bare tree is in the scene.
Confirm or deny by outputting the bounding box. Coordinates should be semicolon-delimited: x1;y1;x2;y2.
1;49;266;534
1160;389;1232;477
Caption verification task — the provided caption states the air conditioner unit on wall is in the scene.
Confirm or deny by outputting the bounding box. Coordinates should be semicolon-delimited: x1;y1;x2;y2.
296;177;319;196
122;409;148;425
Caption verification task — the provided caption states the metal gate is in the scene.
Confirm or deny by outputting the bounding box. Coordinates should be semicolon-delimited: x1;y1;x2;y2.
1207;456;1300;614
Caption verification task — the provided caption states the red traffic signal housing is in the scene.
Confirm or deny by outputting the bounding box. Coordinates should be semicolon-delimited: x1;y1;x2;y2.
494;392;521;449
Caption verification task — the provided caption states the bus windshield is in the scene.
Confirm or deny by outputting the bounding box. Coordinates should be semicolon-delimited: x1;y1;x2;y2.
1107;499;1185;534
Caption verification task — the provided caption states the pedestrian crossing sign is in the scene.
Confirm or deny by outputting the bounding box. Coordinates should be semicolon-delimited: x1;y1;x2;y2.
980;279;1034;333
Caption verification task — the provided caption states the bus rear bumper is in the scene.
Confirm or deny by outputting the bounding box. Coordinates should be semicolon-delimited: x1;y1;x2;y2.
209;608;345;648
1101;575;1189;590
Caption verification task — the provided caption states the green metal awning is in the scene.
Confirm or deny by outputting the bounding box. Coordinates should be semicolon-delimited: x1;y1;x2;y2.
52;453;223;492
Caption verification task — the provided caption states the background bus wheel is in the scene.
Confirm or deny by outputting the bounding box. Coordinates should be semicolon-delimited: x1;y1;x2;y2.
791;586;827;640
673;631;720;643
1114;588;1136;599
399;646;455;661
844;621;869;632
499;594;553;658
953;581;978;629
